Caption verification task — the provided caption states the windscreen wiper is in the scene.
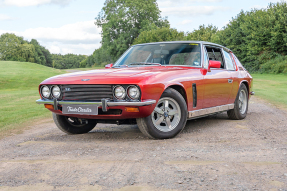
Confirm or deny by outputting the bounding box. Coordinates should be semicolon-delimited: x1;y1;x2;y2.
128;62;162;66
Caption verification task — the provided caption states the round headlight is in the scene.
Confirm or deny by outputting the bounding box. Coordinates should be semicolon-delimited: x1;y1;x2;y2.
114;85;126;100
41;85;50;99
52;85;61;98
128;86;140;100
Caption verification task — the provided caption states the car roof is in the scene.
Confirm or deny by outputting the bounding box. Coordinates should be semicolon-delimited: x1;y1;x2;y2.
133;41;232;52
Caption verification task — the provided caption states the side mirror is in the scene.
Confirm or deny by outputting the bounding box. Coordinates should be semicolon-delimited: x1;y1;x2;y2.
105;63;113;69
208;60;221;70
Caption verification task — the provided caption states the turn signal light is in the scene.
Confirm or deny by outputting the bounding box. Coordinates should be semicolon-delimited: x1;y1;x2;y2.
44;104;54;110
125;107;139;112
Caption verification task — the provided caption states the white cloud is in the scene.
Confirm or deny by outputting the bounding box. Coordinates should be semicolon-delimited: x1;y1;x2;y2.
0;20;102;55
45;42;100;55
2;0;72;7
178;20;193;25
158;0;222;7
161;6;229;17
0;14;14;21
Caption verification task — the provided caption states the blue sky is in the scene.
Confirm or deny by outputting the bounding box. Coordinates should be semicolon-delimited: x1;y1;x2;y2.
0;0;282;55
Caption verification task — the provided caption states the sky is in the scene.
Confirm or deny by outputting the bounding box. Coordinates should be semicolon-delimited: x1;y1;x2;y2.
0;0;283;55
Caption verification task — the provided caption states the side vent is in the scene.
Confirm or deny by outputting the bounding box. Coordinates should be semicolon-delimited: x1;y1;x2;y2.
192;83;197;108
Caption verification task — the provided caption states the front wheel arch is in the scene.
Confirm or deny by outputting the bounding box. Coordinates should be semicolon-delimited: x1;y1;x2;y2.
137;87;188;139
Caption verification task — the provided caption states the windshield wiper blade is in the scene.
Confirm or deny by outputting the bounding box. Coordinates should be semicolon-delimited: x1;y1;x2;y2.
129;62;161;66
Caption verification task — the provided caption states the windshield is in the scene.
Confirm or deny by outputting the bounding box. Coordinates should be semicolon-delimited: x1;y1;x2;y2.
113;43;201;67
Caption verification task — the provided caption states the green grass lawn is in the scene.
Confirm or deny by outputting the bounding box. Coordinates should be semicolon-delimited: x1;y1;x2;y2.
0;61;64;135
252;74;287;109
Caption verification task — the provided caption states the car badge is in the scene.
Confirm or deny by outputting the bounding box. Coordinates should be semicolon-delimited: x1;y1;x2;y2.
81;79;90;81
65;88;71;91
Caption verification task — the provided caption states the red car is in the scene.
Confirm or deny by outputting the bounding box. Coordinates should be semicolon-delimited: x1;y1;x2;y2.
36;41;253;139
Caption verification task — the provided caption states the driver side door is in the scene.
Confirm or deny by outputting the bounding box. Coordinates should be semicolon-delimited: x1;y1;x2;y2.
202;46;233;108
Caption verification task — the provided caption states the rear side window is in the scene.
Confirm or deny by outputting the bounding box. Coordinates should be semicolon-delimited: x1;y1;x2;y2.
223;50;235;70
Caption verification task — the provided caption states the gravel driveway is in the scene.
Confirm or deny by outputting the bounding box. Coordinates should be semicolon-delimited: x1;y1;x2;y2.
0;97;287;191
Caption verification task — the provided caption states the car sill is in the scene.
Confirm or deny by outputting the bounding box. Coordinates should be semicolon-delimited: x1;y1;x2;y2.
188;104;234;119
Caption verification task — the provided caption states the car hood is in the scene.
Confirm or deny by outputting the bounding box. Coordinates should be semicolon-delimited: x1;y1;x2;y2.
40;66;193;85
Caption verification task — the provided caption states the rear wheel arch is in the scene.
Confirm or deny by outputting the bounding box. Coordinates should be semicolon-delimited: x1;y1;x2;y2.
240;81;249;97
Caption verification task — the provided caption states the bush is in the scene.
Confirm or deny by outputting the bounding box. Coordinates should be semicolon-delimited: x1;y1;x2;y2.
260;55;287;74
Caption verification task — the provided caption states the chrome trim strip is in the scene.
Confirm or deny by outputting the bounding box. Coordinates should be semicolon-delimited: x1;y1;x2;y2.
36;99;156;107
188;104;234;119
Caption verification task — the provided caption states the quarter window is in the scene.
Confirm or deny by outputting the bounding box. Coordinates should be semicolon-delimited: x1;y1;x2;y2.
223;50;235;70
203;47;209;69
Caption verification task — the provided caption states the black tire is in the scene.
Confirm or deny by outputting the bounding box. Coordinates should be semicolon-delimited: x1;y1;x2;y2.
137;88;187;139
227;84;249;120
52;113;97;134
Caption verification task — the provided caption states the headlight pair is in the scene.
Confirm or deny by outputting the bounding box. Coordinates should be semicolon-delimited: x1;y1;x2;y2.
114;85;140;100
41;85;61;99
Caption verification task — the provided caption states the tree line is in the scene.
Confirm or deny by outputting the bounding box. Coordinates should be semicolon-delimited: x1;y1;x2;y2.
82;0;286;74
1;0;286;73
0;33;87;69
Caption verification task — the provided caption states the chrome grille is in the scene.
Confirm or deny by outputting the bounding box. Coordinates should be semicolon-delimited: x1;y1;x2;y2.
61;85;113;101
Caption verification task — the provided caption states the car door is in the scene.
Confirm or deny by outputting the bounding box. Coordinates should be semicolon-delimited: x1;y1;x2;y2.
202;46;234;108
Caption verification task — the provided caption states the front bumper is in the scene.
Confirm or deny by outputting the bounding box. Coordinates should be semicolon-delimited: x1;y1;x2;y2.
36;99;156;112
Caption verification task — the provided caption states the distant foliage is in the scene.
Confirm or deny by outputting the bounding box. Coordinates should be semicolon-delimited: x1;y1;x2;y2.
260;55;287;74
185;25;218;42
0;33;52;65
133;27;185;44
214;2;287;72
51;54;87;69
0;33;86;69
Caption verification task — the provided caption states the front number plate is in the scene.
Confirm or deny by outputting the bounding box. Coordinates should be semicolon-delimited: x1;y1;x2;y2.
62;105;98;115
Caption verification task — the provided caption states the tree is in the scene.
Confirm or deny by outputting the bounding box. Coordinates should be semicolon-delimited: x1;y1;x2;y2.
0;33;21;61
214;2;287;71
185;24;218;42
18;43;35;63
95;0;169;61
133;27;184;45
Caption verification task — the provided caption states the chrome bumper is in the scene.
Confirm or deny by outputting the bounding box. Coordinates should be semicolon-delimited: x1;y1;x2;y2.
36;99;156;111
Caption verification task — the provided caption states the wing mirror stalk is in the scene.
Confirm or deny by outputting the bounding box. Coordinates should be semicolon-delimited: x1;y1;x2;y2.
105;63;113;69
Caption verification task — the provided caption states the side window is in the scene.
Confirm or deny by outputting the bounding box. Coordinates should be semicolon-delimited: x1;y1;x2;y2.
205;47;224;68
223;50;235;70
203;47;209;69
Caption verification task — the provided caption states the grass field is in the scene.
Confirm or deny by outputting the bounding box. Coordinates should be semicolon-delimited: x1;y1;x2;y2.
252;73;287;109
0;61;64;135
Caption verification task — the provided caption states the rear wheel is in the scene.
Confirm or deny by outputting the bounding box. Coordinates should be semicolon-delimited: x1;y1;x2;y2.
137;88;187;139
227;84;249;120
53;113;97;134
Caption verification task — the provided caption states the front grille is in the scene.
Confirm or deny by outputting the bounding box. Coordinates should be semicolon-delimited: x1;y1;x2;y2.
61;85;113;101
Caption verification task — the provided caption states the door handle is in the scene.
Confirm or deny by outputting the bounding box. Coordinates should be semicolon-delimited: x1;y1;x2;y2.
228;79;233;83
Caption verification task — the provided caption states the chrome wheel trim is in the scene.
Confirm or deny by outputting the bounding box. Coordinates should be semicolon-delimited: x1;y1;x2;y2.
238;89;247;114
151;97;181;132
